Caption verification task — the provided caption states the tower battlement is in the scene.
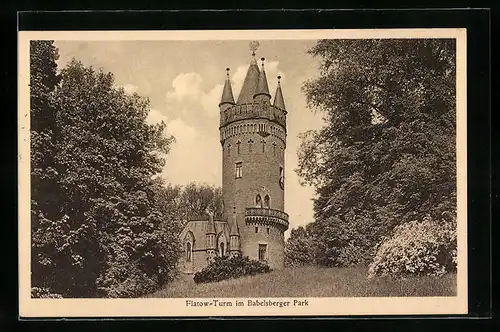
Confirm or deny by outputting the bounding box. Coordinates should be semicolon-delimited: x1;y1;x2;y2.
219;103;287;131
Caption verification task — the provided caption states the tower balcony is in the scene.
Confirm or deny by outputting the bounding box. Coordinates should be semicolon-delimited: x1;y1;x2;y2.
245;207;289;231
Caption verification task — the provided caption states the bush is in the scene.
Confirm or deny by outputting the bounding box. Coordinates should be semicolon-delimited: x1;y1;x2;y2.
31;287;63;298
193;255;271;284
368;216;457;278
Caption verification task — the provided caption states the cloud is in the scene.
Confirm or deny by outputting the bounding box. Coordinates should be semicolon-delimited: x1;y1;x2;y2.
122;83;138;94
200;84;223;117
161;117;221;186
167;117;198;141
166;72;203;102
146;108;168;125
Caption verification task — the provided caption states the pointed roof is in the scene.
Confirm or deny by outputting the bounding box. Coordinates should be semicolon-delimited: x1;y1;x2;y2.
219;68;235;107
206;210;216;234
273;76;286;111
229;209;239;236
236;54;260;104
254;58;271;99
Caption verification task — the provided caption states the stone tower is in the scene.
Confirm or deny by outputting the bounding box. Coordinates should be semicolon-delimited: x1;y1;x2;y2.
218;41;289;269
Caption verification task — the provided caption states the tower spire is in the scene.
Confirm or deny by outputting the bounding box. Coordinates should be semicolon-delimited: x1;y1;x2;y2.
273;75;286;111
254;57;271;99
219;68;235;107
206;209;216;235
236;41;261;104
230;207;240;236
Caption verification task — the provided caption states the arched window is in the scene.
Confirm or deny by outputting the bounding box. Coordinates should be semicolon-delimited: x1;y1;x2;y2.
255;194;262;208
186;242;192;262
219;242;225;257
264;194;270;208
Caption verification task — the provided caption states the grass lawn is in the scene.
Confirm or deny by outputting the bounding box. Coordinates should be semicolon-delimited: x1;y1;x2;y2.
145;266;456;298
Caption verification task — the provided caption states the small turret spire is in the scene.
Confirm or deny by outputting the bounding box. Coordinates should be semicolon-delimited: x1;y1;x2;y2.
273;75;286;111
230;207;239;236
219;68;235;107
206;209;216;235
254;57;271;99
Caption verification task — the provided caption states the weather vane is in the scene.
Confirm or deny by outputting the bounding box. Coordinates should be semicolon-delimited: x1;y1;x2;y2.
249;40;260;56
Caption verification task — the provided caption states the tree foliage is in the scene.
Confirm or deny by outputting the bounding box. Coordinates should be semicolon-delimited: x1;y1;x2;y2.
30;41;181;297
284;225;317;267
178;182;223;222
295;39;456;268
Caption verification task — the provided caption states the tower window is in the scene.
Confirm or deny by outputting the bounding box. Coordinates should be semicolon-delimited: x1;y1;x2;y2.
255;194;262;208
186;242;192;262
264;194;270;208
219;242;225;257
255;226;259;233
248;139;254;153
272;142;277;155
267;227;270;234
279;166;284;190
258;244;267;261
235;162;242;178
227;143;231;156
237;141;241;154
261;139;266;153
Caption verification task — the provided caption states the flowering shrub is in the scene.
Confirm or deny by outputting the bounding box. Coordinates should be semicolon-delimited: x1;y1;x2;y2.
368;216;457;278
193;255;271;284
31;287;63;298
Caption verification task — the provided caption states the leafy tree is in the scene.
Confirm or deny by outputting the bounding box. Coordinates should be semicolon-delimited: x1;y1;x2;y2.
297;39;456;267
177;182;223;222
284;225;316;267
30;40;64;294
30;47;180;297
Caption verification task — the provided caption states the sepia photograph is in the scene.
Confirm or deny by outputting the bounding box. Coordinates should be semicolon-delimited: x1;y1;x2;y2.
18;29;467;317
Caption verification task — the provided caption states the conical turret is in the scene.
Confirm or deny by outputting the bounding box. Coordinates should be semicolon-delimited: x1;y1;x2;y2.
219;68;235;108
254;58;271;101
206;210;216;235
273;75;286;111
236;50;260;104
229;207;240;256
230;209;240;236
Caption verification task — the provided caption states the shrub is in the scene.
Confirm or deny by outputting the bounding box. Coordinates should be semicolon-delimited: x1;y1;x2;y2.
31;287;63;298
368;216;457;278
193;255;271;284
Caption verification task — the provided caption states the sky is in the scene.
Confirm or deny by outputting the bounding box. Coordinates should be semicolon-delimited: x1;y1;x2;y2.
54;40;326;235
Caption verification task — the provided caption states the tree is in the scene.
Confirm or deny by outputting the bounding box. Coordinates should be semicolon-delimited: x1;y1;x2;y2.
30;51;180;297
297;39;456;267
177;182;223;223
284;225;316;267
30;40;64;295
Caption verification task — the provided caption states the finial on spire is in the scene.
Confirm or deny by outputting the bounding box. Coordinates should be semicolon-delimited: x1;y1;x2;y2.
226;67;230;78
261;57;266;67
273;75;286;111
249;40;260;56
